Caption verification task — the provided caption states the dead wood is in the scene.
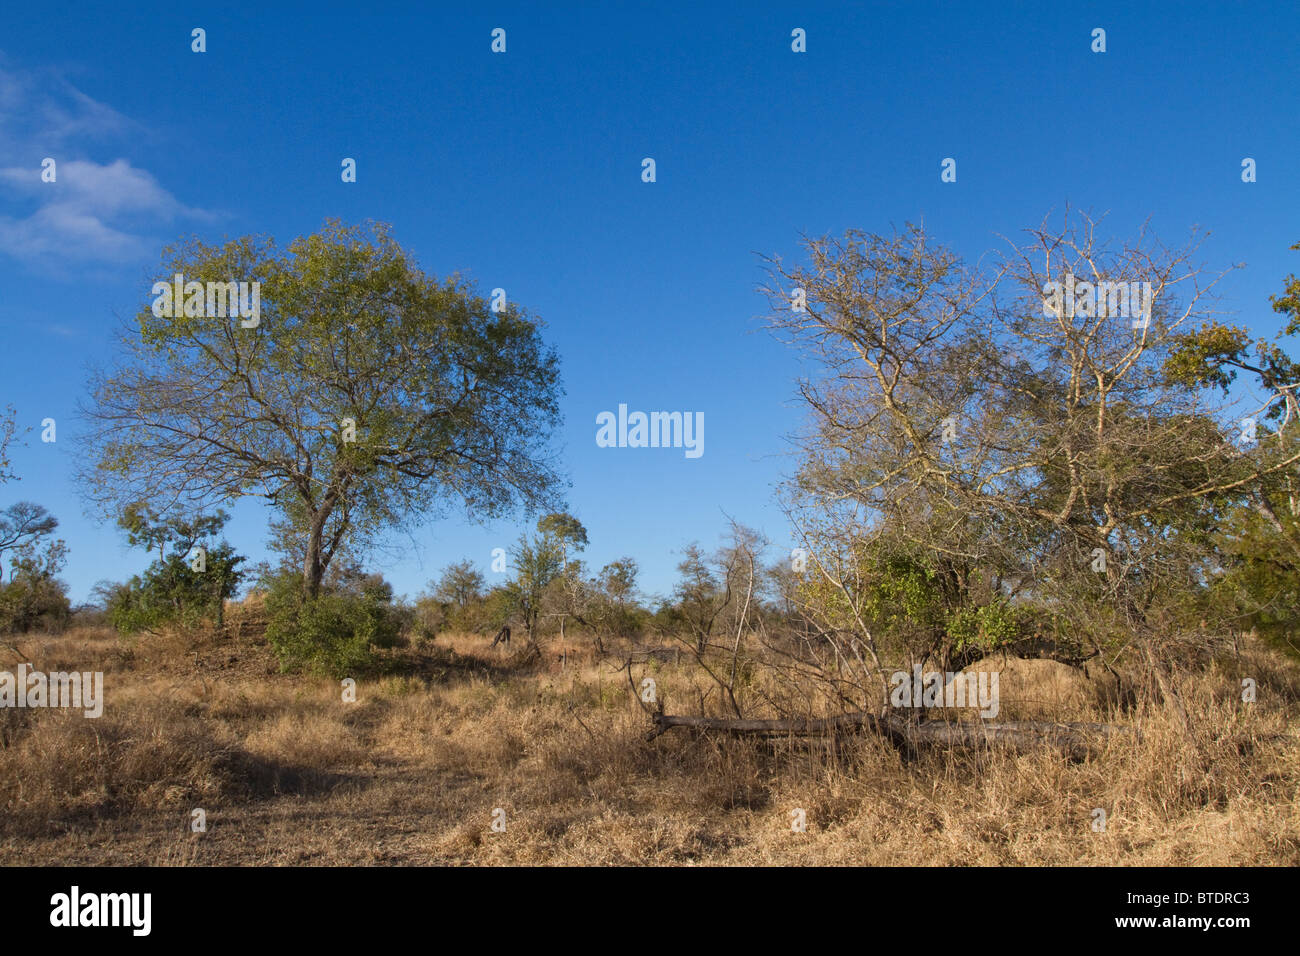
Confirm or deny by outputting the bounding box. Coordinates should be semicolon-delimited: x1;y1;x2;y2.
647;710;1136;757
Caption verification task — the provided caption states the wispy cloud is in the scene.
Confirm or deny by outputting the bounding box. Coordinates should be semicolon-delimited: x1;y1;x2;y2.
0;57;213;268
0;57;134;152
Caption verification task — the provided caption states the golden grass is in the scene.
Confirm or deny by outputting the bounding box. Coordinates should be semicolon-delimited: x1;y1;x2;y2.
0;623;1296;865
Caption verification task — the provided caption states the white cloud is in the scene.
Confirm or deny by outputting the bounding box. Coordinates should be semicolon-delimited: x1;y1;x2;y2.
0;58;213;267
0;57;133;154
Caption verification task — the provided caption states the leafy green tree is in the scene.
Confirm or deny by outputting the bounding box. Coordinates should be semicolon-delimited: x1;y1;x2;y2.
587;557;644;651
107;509;245;632
80;220;564;602
0;536;71;634
1166;241;1300;655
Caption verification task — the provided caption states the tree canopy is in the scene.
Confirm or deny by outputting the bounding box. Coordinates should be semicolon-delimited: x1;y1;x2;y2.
79;220;565;598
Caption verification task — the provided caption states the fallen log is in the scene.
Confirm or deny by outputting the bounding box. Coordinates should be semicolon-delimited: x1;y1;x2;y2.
649;711;884;737
629;646;682;664
902;720;1133;756
647;711;1135;756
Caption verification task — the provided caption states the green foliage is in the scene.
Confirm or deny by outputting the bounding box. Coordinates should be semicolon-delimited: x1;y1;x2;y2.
860;551;946;638
432;559;485;610
1163;323;1256;393
536;513;588;550
598;558;637;603
82;220;565;602
1165;319;1299;427
416;559;489;637
1211;502;1300;657
0;539;71;634
107;508;245;634
811;544;1029;663
945;601;1026;653
262;569;404;677
503;512;588;640
1268;240;1300;336
107;541;245;634
479;586;516;631
668;543;725;648
1161;245;1300;658
588;557;645;640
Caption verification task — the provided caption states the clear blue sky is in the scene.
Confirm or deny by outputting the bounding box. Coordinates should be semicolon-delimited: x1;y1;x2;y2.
1;1;1297;605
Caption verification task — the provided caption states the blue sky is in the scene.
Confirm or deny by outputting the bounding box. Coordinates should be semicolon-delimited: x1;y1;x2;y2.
1;1;1298;605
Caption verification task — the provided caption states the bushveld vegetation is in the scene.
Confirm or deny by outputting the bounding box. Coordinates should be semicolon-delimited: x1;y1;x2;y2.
1;212;1298;864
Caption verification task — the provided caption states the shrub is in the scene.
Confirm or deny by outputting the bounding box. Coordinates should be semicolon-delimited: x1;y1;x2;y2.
105;542;244;635
263;570;404;677
0;538;72;634
412;595;448;642
945;600;1028;654
0;572;70;634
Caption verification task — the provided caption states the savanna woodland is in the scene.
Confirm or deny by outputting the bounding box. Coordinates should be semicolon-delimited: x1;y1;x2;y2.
3;213;1298;865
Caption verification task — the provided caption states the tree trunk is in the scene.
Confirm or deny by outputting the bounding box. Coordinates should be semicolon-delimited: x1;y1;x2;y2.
302;510;327;600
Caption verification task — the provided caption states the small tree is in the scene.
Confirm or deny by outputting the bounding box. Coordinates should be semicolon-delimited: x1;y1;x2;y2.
668;543;728;654
658;525;766;718
433;559;485;615
588;557;642;651
504;512;587;648
108;508;245;633
0;536;71;634
414;559;487;638
0;502;59;583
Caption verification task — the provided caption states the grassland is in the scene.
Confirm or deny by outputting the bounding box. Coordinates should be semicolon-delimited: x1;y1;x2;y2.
2;610;1297;865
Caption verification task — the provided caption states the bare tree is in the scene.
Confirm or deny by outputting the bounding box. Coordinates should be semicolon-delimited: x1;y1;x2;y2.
658;523;767;718
753;212;1300;719
0;405;22;486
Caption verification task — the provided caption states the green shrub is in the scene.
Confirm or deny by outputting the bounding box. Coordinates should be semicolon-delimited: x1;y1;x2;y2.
0;573;70;634
263;571;404;677
1;538;72;634
945;600;1027;653
105;542;244;635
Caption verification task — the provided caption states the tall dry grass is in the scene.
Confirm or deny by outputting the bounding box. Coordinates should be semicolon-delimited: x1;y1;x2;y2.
0;621;1296;865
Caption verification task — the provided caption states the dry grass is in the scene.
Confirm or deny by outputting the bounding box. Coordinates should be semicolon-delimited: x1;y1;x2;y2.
0;619;1297;865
